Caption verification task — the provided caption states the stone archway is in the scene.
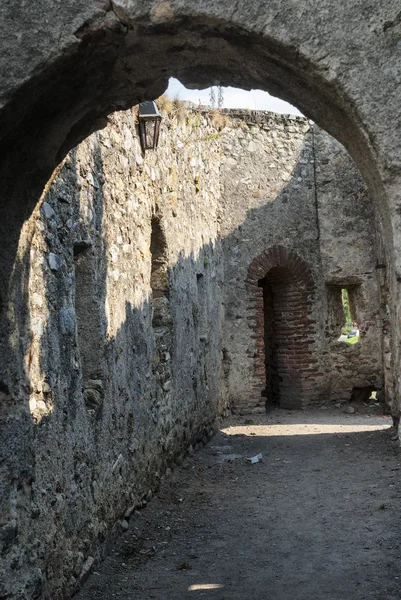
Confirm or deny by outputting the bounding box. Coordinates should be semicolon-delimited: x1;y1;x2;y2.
0;1;398;203
1;5;401;598
0;1;399;405
246;246;321;410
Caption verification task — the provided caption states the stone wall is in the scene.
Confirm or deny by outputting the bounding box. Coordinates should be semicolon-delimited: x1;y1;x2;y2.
218;111;384;413
1;105;226;600
315;129;384;404
0;104;384;599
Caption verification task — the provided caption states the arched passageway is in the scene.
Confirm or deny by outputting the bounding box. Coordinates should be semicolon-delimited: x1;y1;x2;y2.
0;1;398;402
247;247;319;411
1;3;401;598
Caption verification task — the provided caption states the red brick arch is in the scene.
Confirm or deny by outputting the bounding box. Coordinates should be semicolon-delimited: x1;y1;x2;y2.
245;246;320;410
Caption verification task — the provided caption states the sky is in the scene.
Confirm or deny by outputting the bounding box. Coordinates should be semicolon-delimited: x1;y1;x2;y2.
165;78;303;116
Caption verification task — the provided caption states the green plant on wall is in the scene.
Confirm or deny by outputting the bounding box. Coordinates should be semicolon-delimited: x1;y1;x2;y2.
341;288;353;334
192;113;202;129
204;255;209;267
342;289;352;325
201;133;219;142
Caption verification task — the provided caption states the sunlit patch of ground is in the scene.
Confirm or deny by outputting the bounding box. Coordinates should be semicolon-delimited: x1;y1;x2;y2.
222;406;392;438
188;583;224;591
222;422;391;437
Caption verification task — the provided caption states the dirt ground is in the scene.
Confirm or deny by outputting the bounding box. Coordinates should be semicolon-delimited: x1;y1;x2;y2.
76;407;401;600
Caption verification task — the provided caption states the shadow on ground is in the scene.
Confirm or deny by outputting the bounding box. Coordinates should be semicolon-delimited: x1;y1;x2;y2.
75;408;400;600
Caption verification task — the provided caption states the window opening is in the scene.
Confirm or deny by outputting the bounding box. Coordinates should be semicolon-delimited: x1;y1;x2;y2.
339;288;359;343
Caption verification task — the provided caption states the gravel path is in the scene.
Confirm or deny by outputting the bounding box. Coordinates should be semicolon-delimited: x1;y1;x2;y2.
76;408;401;600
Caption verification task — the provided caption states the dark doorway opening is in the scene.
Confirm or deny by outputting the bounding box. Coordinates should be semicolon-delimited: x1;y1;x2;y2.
258;266;311;410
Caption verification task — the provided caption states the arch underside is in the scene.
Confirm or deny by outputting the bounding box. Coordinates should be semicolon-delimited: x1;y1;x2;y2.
0;6;386;192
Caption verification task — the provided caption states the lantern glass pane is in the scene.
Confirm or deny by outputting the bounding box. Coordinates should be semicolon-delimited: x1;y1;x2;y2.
145;120;155;148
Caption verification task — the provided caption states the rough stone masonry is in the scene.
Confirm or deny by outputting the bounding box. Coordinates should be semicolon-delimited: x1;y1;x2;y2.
1;2;401;599
0;101;386;599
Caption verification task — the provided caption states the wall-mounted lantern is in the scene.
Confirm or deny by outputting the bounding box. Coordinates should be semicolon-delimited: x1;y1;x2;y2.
138;101;162;152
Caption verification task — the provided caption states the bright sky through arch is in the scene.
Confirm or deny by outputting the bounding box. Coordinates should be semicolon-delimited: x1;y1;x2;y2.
165;78;303;116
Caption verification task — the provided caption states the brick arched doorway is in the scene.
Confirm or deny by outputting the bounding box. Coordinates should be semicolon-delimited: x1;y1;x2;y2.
246;246;320;410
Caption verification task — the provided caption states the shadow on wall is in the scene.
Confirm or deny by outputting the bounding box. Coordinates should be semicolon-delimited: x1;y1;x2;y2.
219;137;324;414
0;117;385;599
0;136;224;598
219;126;384;415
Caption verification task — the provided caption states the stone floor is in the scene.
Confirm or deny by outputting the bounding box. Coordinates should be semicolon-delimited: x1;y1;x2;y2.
76;408;401;600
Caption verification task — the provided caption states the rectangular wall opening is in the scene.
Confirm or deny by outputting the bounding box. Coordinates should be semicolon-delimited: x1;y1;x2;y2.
150;217;171;328
326;284;360;344
74;242;104;410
